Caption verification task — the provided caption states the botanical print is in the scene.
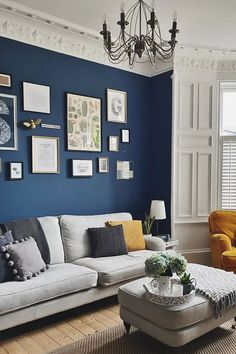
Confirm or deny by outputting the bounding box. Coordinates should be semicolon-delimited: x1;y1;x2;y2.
67;94;101;152
0;94;17;151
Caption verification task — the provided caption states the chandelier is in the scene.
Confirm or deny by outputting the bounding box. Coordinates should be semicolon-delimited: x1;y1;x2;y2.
100;0;179;67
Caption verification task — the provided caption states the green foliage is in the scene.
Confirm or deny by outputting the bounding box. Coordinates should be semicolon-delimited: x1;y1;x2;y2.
145;253;187;278
142;213;155;235
180;272;191;285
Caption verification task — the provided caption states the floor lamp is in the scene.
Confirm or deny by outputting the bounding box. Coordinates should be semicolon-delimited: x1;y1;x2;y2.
150;200;166;236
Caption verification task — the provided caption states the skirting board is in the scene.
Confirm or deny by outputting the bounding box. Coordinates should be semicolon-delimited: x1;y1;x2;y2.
178;248;211;266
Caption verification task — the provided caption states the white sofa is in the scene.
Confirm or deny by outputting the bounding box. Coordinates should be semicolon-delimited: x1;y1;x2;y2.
0;212;165;331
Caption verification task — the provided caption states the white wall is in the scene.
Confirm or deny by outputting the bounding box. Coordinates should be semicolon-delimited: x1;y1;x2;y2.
172;49;236;265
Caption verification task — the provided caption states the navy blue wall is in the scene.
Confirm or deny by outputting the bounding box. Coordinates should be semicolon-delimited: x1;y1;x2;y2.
0;37;172;229
149;71;173;234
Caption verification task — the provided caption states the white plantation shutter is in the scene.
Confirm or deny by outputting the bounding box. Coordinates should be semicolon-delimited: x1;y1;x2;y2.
221;136;236;209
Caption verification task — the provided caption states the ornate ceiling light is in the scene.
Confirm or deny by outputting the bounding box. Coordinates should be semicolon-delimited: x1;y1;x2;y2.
100;0;179;67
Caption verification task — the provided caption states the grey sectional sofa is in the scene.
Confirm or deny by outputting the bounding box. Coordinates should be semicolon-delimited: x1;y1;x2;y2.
0;212;165;331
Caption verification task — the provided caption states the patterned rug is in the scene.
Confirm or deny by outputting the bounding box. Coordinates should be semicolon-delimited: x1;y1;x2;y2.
49;320;236;354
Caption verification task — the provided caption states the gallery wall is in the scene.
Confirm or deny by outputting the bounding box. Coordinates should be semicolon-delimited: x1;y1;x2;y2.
0;37;172;231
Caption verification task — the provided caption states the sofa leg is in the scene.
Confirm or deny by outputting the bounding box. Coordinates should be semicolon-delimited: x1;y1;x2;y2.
124;321;131;334
231;317;236;329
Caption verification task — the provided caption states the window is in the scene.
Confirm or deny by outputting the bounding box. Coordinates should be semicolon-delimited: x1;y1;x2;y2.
220;82;236;209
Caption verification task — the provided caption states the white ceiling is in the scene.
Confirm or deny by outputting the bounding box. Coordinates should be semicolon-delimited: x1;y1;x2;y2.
4;0;236;52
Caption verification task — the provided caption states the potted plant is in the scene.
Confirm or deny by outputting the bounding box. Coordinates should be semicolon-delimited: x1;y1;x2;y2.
145;253;187;296
142;213;155;236
180;272;196;295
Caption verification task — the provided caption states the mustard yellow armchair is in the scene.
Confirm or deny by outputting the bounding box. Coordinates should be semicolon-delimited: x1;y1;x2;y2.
209;210;236;272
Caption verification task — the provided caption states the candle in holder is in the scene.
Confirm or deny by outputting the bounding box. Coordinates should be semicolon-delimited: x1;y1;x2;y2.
172;283;183;296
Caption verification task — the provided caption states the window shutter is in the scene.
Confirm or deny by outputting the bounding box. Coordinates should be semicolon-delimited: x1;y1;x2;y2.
221;136;236;209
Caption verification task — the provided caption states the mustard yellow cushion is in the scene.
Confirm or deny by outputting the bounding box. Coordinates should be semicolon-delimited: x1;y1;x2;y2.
107;220;145;251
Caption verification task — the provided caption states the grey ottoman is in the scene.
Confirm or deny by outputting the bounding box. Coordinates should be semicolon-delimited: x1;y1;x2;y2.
118;277;236;347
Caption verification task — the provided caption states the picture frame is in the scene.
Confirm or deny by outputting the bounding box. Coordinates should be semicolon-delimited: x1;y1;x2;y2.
0;74;11;87
107;89;127;123
117;160;134;180
9;162;23;180
67;93;101;152
72;159;93;177
32;136;59;174
98;157;109;173
109;136;119;152
0;93;17;151
23;82;50;114
121;129;130;143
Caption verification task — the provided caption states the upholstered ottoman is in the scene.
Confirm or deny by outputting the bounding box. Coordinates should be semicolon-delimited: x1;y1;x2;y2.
118;277;236;347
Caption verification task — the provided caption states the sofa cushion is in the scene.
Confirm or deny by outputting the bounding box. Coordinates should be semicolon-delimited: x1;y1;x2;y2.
60;213;132;262
2;237;47;281
88;225;128;257
107;220;146;251
0;263;97;315
0;231;14;283
38;217;64;264
73;250;157;286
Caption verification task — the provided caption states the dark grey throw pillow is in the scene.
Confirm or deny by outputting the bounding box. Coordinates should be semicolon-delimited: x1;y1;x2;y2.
88;225;128;258
1;237;48;281
0;230;15;283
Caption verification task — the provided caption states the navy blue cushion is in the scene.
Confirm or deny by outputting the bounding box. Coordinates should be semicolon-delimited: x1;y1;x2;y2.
88;225;128;258
0;230;14;283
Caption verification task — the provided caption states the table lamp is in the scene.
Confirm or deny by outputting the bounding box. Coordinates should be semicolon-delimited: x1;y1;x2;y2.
150;200;166;236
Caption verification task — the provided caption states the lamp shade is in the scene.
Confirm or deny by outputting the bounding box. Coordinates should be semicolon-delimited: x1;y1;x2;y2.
150;200;166;220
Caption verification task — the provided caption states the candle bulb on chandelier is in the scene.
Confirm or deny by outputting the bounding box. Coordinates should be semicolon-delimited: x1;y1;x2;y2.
121;1;125;12
151;0;156;11
173;11;178;22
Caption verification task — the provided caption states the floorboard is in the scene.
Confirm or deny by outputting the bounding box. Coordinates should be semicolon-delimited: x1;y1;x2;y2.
0;296;120;354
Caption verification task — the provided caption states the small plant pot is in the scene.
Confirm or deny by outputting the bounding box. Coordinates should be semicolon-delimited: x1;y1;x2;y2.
183;284;193;295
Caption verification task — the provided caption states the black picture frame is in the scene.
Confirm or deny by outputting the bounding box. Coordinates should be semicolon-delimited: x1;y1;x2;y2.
121;129;130;143
98;157;109;173
9;161;23;180
72;159;93;177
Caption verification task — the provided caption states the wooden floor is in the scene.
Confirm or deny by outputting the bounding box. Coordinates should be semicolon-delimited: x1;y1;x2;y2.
0;296;122;354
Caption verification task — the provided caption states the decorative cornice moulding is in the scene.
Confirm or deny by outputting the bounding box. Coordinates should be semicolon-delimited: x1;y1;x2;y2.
0;7;153;77
174;47;236;73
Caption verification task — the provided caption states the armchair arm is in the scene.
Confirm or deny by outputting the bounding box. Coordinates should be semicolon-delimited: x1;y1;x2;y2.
144;235;166;251
209;232;232;268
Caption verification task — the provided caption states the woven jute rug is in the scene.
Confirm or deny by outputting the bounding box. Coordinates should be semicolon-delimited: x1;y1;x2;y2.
49;320;236;354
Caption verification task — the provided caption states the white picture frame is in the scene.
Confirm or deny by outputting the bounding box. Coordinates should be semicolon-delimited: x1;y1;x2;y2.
23;82;50;114
98;157;109;173
0;94;17;151
121;129;130;143
109;136;119;152
107;89;127;123
32;136;59;174
72;159;93;177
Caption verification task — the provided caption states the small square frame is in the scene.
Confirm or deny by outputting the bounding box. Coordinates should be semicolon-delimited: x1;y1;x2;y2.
98;157;109;173
10;161;23;180
121;129;130;143
109;136;119;152
0;73;11;87
72;159;93;177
